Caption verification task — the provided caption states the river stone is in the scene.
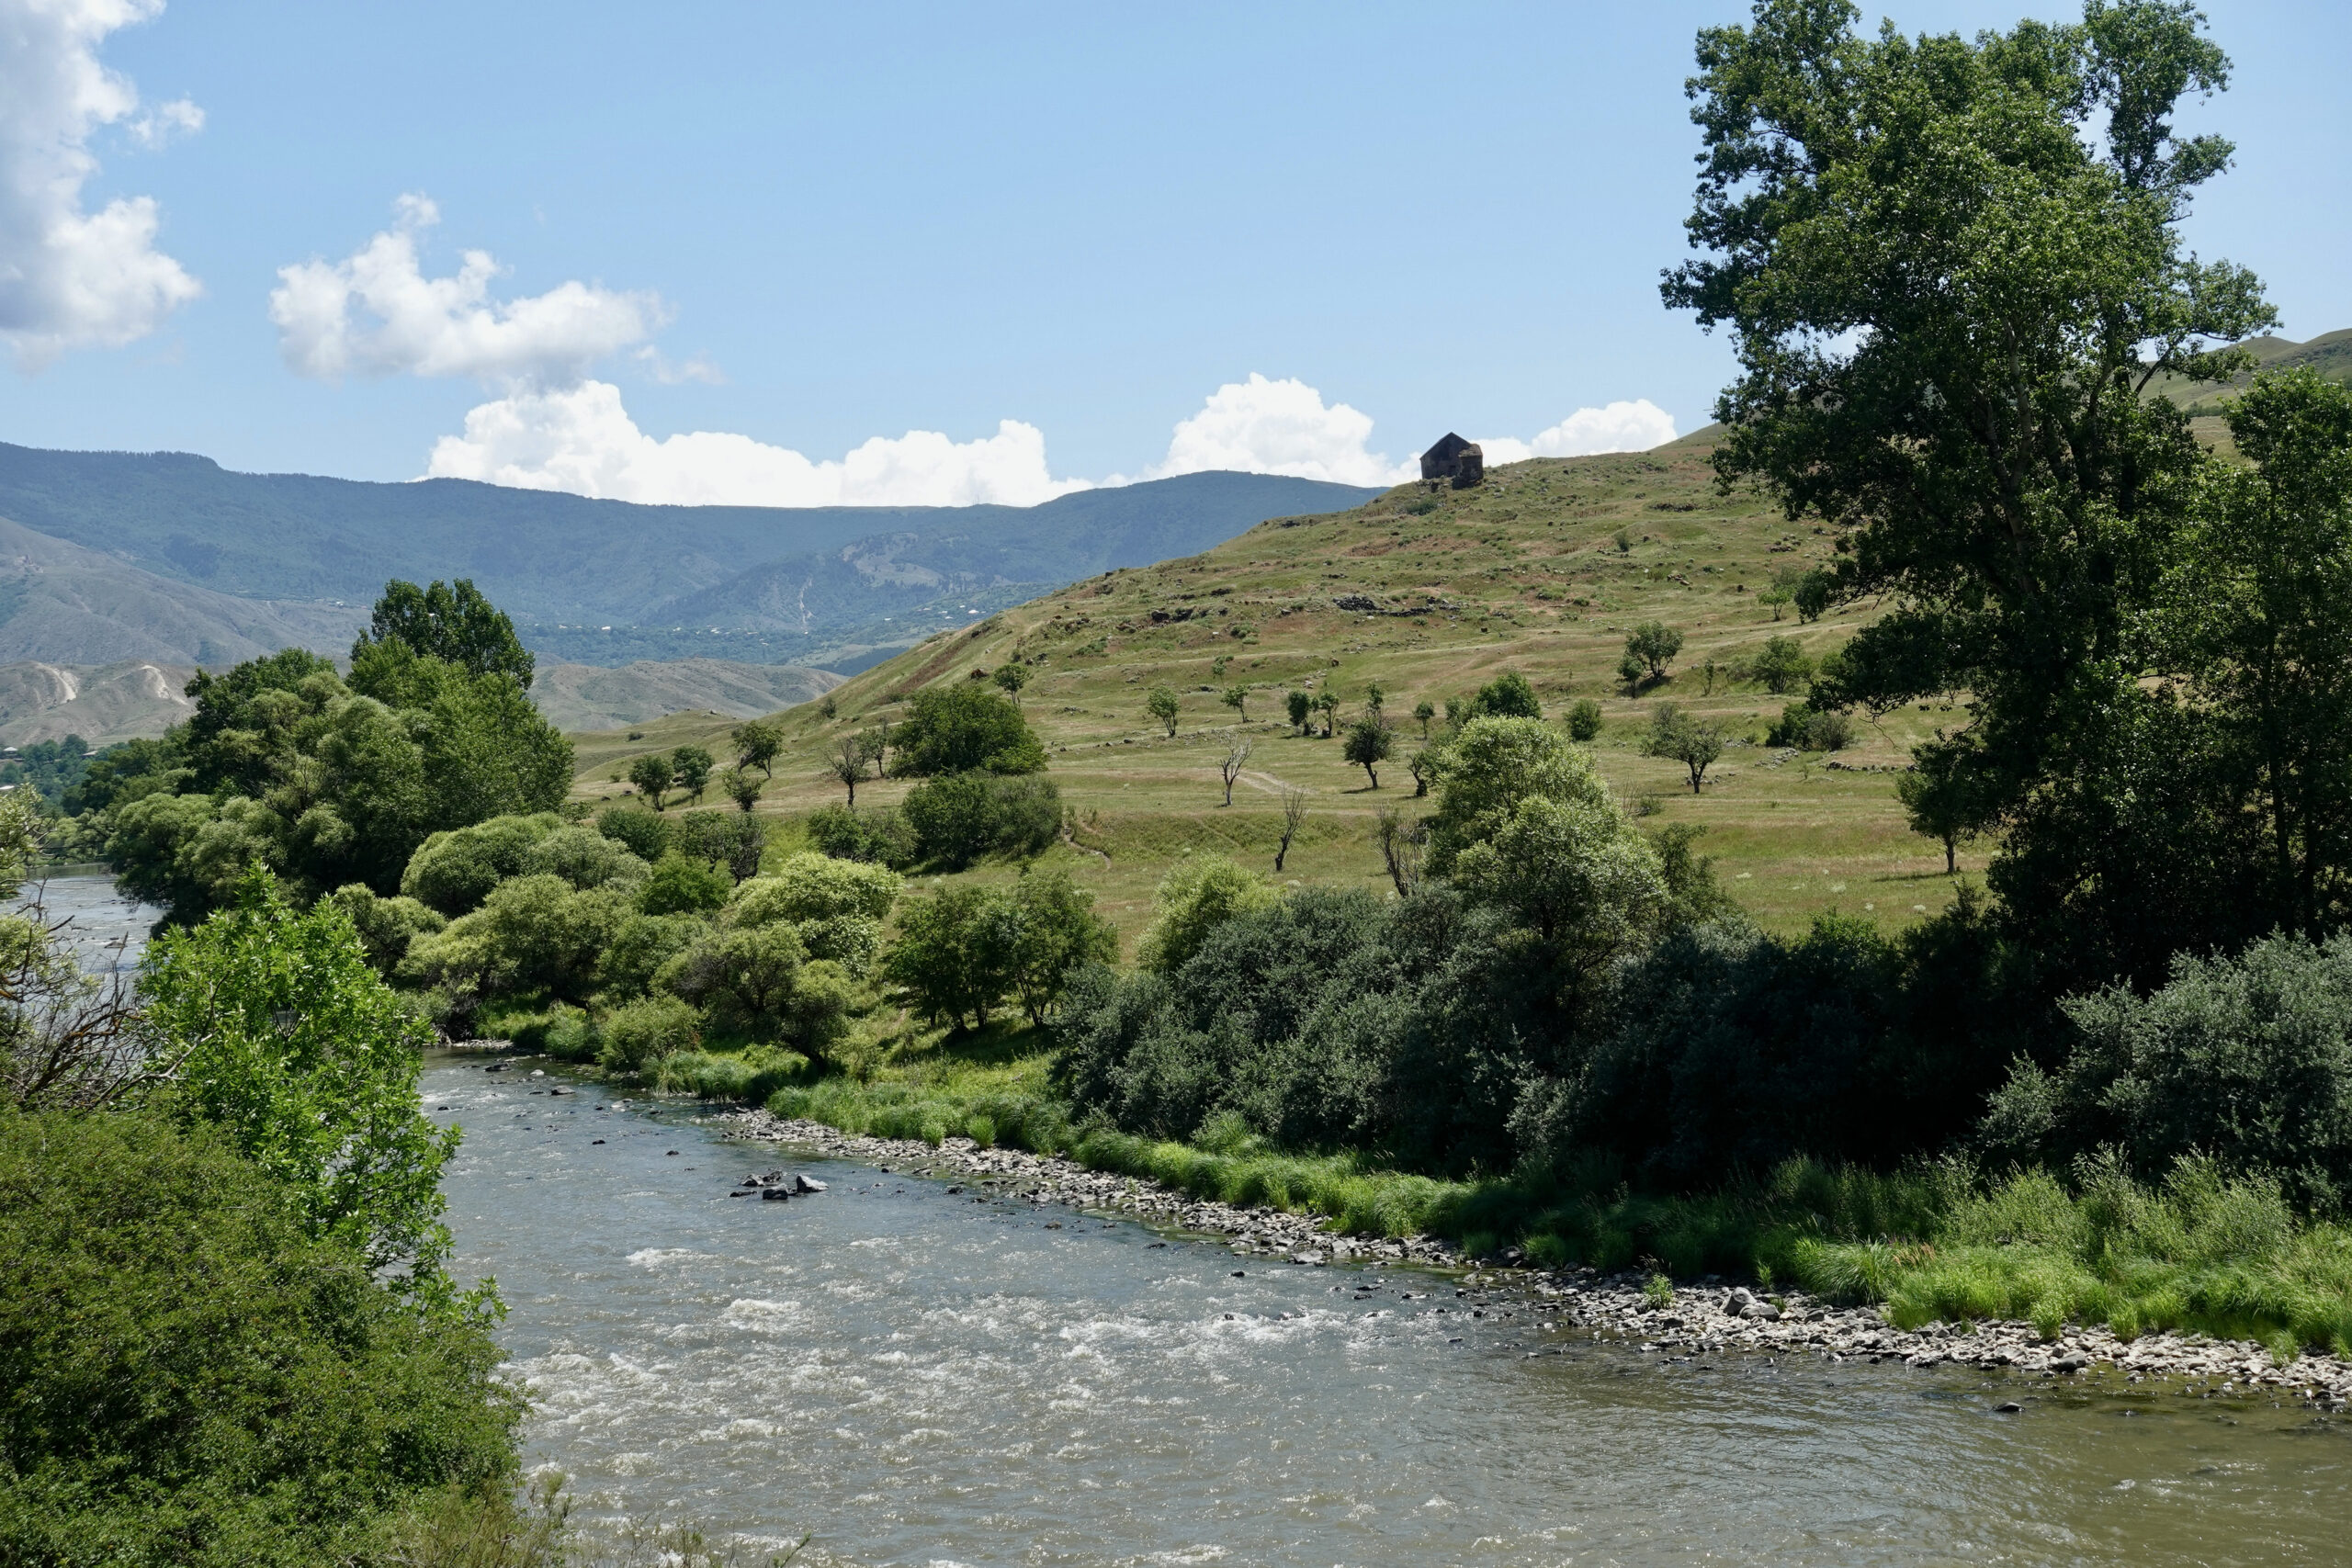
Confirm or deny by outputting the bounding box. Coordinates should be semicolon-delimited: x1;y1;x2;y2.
761;1187;791;1201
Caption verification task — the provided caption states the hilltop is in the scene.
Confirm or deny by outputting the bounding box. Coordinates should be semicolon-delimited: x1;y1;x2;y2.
574;429;1981;942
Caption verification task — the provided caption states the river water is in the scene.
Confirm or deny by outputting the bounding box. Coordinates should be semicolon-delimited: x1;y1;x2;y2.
427;1056;2352;1567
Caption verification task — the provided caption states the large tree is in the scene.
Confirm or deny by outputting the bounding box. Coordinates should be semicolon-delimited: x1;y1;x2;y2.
350;578;536;689
1665;0;2274;984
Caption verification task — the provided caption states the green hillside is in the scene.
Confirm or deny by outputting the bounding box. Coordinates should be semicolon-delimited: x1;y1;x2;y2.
574;429;1982;943
2148;328;2352;422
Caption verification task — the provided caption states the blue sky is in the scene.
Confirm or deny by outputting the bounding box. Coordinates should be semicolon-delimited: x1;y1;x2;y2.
2;0;2345;505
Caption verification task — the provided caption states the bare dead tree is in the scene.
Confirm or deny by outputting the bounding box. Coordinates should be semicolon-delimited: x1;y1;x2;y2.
0;889;160;1111
1274;784;1308;873
1219;739;1252;807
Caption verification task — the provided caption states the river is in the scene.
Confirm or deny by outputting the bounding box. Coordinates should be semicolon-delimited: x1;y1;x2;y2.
427;1055;2352;1567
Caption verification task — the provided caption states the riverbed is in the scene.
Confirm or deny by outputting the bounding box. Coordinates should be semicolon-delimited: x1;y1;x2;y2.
430;1055;2352;1566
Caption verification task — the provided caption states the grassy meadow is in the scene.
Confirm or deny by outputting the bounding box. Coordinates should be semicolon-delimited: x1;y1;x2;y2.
571;427;1988;946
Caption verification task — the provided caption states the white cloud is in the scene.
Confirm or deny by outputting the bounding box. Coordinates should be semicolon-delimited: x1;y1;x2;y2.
127;95;201;148
270;196;662;387
0;0;202;367
424;380;1091;508
1475;399;1679;465
1148;373;1415;487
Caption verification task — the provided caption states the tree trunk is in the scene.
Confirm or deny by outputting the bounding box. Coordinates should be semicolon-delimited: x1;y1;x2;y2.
1945;839;1956;875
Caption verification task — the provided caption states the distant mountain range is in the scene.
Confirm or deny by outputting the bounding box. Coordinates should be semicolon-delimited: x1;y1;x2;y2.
0;446;1376;670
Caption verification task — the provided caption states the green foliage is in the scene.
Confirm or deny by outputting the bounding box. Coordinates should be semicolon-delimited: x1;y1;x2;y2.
1451;794;1668;992
900;772;1060;871
669;744;715;805
660;924;814;1044
1643;703;1726;792
1284;690;1312;733
639;852;731;916
1340;718;1392;788
892;682;1046;775
1461;670;1543;722
139;866;462;1290
518;824;649;892
1766;702;1854;751
804;802;919;869
1221;683;1248;716
1425;716;1609;874
884;886;1019;1032
1001;867;1119;1025
1623;622;1682;682
628;752;673;809
1146;685;1182;738
401;814;566;917
593;803;670;863
729;716;784;777
1565;697;1604;742
992;662;1031;701
729;852;902;973
351;576;536;688
0;1106;519;1565
1749;635;1814;694
1135;852;1280;975
1894;747;1980;872
323;883;447;974
1668;0;2276;987
597;995;702;1075
1983;933;2352;1208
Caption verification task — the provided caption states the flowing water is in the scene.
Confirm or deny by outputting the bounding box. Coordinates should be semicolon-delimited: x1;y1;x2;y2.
429;1056;2352;1567
18;872;157;973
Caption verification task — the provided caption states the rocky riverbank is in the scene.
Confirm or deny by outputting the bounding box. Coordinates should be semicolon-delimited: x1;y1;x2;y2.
718;1105;2352;1407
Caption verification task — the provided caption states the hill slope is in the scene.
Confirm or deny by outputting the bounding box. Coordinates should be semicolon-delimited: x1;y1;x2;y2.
0;444;1374;666
574;431;1993;942
0;660;196;747
527;660;841;733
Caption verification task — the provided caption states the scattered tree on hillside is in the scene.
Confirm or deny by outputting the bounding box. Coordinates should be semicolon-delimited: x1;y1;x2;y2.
671;745;714;806
893;682;1046;775
628;753;673;810
1219;739;1252;807
1623;623;1682;686
1147;686;1181;738
731;718;783;778
1644;704;1724;795
992;663;1030;704
1313;691;1340;737
1413;699;1436;738
1373;807;1425;897
1286;691;1313;734
826;735;868;806
1343;719;1393;790
1566;698;1604;742
1275;784;1308;872
1751;635;1815;694
724;766;763;813
1364;682;1385;719
861;719;892;779
1462;670;1542;722
1222;684;1248;719
1895;748;1979;874
884;886;1018;1032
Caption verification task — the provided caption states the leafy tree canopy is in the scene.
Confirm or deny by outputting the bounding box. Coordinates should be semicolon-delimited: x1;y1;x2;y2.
892;682;1047;776
352;577;535;689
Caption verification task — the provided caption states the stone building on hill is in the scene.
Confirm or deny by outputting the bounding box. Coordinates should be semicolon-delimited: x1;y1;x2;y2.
1420;433;1484;487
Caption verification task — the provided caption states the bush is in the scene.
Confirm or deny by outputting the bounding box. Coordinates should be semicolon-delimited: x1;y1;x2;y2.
730;852;902;973
400;812;564;916
638;851;731;915
658;923;809;1043
517;824;650;891
1461;670;1543;722
497;1000;597;1061
595;911;701;998
901;772;1062;870
0;1108;520;1565
597;994;702;1075
594;803;670;863
324;883;447;974
1566;697;1604;741
806;803;919;868
1135;853;1279;974
883;886;1019;1032
1750;635;1815;694
1768;703;1856;751
1982;932;2352;1207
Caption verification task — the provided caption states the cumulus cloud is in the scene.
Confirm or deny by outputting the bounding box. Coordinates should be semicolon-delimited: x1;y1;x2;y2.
270;195;663;387
1475;399;1679;465
1148;373;1415;487
424;380;1091;508
0;0;202;367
